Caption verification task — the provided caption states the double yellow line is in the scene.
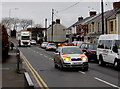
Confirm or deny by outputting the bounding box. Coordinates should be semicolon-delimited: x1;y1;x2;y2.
20;51;49;89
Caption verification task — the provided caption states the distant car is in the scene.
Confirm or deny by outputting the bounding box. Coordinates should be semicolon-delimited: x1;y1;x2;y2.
54;46;89;71
80;43;97;62
41;42;48;48
46;43;56;50
30;40;37;45
72;41;83;47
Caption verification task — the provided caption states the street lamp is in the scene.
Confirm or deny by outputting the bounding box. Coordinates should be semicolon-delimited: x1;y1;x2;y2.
9;8;19;18
8;8;19;36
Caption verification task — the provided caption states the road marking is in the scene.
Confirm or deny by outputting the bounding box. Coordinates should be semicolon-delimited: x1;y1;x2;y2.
78;71;86;74
40;54;42;55
20;51;49;89
94;77;120;89
44;55;48;58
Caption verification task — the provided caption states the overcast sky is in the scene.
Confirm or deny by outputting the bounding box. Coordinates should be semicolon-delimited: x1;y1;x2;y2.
1;0;120;28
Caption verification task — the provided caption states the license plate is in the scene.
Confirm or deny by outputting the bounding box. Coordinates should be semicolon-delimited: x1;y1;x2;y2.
73;62;81;64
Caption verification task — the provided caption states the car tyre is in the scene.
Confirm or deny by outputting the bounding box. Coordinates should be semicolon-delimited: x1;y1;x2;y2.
82;67;88;71
59;62;65;71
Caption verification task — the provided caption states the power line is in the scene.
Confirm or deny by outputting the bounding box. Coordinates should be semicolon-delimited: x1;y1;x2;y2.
57;2;80;13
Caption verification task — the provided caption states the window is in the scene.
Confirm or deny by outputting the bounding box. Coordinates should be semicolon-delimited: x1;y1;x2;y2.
21;36;30;40
104;40;112;49
98;40;104;48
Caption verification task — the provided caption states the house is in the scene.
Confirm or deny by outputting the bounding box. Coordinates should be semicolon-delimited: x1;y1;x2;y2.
47;19;66;42
67;11;96;42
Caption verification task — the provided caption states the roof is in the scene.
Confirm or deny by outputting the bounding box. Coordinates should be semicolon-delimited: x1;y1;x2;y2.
47;23;66;31
67;16;94;29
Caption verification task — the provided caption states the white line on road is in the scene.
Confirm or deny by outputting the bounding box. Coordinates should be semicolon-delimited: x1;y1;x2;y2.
94;77;120;89
44;55;48;58
39;54;43;55
78;71;86;74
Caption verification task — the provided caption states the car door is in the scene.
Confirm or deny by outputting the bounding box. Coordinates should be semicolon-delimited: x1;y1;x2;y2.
107;41;117;63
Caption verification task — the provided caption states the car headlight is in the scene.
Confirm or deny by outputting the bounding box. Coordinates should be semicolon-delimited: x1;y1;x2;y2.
64;58;70;62
82;58;88;62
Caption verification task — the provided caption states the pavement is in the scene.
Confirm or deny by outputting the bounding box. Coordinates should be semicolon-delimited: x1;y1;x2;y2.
2;47;26;89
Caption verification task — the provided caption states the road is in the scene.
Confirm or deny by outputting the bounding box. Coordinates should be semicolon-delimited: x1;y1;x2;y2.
11;38;120;89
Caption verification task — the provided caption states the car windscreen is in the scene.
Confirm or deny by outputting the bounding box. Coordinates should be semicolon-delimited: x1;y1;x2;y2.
22;36;30;40
62;47;83;54
115;40;120;49
88;44;97;50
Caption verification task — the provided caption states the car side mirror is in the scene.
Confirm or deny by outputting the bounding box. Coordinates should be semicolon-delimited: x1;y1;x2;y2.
84;52;86;54
54;52;60;55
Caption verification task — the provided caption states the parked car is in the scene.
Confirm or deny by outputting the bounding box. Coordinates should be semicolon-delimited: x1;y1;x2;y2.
80;43;97;62
46;43;56;50
30;40;37;45
54;46;89;71
41;42;48;48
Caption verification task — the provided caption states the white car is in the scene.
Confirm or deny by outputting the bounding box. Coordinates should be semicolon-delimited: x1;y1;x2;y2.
46;43;56;50
30;40;37;45
41;42;48;48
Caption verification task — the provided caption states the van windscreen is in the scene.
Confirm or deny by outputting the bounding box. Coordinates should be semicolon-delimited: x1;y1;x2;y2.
115;40;120;49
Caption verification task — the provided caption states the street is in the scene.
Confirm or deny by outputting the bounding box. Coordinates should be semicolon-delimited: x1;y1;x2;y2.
11;38;120;89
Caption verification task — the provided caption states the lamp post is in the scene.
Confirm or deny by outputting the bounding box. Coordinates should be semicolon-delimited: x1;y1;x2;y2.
8;8;19;36
9;8;19;18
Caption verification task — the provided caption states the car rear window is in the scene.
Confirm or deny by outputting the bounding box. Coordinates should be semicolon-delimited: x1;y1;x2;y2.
62;47;83;54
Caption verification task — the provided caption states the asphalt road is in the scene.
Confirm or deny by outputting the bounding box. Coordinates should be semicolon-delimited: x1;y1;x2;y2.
11;38;120;89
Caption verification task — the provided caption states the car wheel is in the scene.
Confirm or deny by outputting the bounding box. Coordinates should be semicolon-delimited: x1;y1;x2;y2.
82;67;88;71
59;61;64;71
54;64;58;68
99;55;105;66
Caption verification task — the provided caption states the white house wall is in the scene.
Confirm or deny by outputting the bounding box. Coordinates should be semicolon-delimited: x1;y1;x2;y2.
116;12;120;34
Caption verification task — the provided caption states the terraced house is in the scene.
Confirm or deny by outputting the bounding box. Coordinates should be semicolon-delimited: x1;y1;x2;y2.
67;2;120;43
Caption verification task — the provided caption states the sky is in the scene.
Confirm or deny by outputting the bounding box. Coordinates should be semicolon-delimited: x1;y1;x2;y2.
1;0;120;28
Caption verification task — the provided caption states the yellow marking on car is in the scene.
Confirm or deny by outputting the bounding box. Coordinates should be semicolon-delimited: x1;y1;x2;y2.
54;56;63;61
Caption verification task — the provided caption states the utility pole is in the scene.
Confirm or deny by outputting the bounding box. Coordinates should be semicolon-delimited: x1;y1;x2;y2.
51;9;54;42
101;0;104;34
45;18;47;41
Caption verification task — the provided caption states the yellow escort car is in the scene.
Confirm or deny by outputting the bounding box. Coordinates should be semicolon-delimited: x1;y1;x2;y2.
54;46;89;71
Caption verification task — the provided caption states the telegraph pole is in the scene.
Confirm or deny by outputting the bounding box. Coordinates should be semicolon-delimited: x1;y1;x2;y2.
45;18;47;41
101;0;104;34
51;9;54;42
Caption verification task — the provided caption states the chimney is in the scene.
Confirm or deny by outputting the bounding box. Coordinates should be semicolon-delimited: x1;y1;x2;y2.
89;11;96;16
56;19;60;24
78;16;83;22
113;2;120;9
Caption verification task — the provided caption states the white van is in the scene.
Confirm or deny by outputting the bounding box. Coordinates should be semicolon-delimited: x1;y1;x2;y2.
97;34;120;69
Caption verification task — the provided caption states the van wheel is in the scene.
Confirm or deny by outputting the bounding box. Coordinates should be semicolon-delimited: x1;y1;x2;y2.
114;60;120;70
99;55;105;66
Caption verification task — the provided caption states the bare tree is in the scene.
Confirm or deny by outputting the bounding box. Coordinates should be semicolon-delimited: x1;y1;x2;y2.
34;24;42;28
20;19;34;30
11;18;20;30
2;18;11;29
2;17;20;31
